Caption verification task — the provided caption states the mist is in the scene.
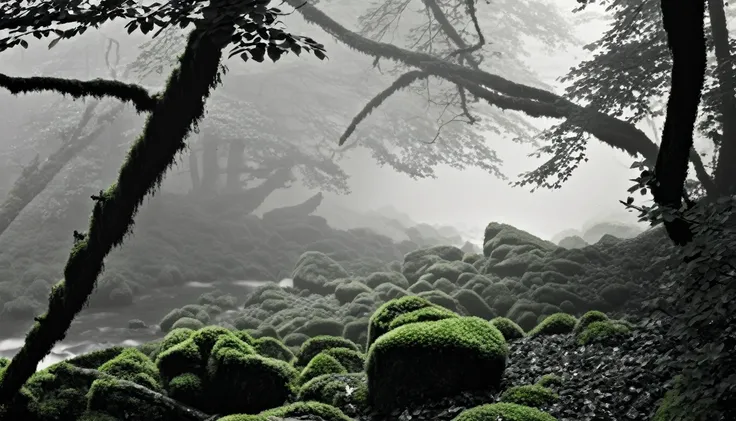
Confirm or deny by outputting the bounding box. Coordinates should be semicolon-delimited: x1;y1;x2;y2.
0;1;734;420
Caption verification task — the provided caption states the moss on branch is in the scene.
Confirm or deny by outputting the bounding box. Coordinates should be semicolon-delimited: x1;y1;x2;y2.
0;73;157;113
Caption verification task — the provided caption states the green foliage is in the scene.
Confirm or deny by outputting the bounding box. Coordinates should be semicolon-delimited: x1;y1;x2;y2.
499;384;559;408
97;348;161;391
536;374;564;388
366;316;508;411
451;402;558;421
489;317;526;341
574;310;609;333
528;313;577;337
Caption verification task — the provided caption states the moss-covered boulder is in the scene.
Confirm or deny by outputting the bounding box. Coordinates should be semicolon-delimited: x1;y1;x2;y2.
298;353;347;385
500;384;559;408
452;402;558;421
97;348;162;391
253;337;294;363
292;251;350;295
388;306;459;330
217;401;352;421
367;296;438;346
364;271;410;289
320;348;365;373
574;310;609;333
366;316;508;411
490;317;526;341
577;320;631;346
296;335;360;367
528;313;577;337
298;373;368;414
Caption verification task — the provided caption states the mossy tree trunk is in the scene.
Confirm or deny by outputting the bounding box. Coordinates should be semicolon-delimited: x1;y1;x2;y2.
0;2;245;403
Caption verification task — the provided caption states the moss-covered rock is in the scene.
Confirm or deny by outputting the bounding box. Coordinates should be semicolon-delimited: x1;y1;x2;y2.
254;337;294;363
298;353;347;385
574;310;609;333
536;373;564;388
335;281;372;304
528;313;577;337
364;271;410;289
97;348;162;391
292;251;350;294
320;348;365;373
296;335;360;367
577;320;631;345
217;401;352;421
388;305;459;330
366;316;508;411
490;317;526;341
500;384;559;408
367;296;437;346
452;402;558;421
298;373;368;414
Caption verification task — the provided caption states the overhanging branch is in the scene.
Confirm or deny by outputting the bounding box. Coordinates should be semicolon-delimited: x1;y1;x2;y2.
0;73;157;113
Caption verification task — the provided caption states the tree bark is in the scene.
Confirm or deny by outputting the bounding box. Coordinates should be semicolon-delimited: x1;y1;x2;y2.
708;0;736;196
0;101;124;240
287;0;716;191
0;0;244;402
653;0;707;245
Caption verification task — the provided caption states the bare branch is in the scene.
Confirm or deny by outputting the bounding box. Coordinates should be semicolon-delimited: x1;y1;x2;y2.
0;73;157;113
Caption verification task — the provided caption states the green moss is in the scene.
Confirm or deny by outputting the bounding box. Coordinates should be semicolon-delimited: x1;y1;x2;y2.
536;374;563;388
368;296;437;346
156;337;204;383
335;281;373;304
254;337;294;363
298;353;347;385
452;402;558;421
167;372;204;408
528;313;577;337
577;320;631;345
296;335;360;367
98;348;162;391
366;316;508;411
86;377;169;420
298;373;368;413
388;306;458;330
171;316;205;331
320;348;365;373
489;317;526;341
574;310;608;333
217;401;352;421
67;346;127;369
207;337;298;414
22;362;94;421
500;384;559;408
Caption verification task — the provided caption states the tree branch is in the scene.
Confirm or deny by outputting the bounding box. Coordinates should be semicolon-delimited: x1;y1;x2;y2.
291;0;718;192
0;73;157;113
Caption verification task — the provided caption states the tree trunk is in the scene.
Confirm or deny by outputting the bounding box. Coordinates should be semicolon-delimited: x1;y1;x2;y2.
225;138;245;192
653;0;707;245
0;2;241;402
199;134;220;193
188;146;201;192
708;0;736;196
0;101;124;240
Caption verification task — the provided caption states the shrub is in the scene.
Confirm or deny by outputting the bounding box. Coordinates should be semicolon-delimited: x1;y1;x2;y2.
499;385;559;408
528;313;577;337
489;317;526;341
296;336;360;367
366;317;508;411
451;402;558;421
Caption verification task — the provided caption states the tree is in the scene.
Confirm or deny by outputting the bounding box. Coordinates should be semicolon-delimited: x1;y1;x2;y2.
0;0;325;403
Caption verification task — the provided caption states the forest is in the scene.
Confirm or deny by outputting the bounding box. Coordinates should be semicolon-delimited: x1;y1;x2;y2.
0;0;734;420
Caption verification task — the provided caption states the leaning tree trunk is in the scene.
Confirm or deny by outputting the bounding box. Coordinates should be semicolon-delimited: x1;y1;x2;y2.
0;3;243;403
708;0;736;196
0;101;125;240
652;0;707;245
